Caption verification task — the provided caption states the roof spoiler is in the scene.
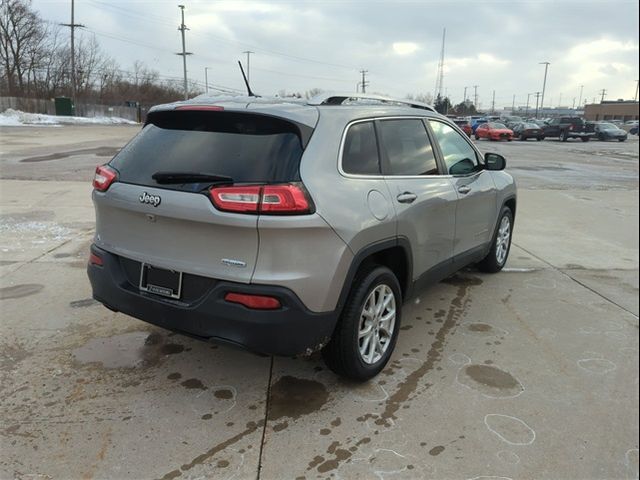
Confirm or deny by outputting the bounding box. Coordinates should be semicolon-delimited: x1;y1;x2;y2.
307;92;436;112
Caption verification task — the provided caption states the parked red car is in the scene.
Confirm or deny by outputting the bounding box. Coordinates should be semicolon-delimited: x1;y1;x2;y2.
453;119;473;137
475;122;513;141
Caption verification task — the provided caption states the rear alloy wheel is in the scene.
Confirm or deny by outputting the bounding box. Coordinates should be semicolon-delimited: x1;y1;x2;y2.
477;206;513;273
560;130;568;142
322;265;401;381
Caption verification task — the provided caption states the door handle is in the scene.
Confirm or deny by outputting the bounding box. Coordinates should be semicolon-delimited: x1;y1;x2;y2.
396;192;417;204
458;185;472;195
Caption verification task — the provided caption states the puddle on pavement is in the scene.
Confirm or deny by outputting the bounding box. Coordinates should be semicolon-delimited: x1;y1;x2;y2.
72;330;186;369
269;376;329;420
485;414;536;445
458;364;524;398
462;322;508;338
21;146;120;163
0;284;44;300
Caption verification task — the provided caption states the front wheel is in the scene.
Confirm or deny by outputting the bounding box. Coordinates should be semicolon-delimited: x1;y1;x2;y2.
618;138;626;142
322;265;402;381
477;207;513;273
559;130;568;142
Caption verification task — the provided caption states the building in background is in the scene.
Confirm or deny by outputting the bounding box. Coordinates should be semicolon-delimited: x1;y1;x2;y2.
584;100;639;121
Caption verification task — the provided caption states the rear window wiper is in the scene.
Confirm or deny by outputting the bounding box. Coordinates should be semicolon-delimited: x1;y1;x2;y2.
152;171;233;184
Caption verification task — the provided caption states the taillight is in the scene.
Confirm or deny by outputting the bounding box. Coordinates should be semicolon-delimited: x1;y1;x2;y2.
209;183;313;215
224;292;281;310
93;165;117;192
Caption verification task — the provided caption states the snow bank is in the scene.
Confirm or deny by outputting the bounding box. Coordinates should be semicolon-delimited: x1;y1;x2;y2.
0;108;137;126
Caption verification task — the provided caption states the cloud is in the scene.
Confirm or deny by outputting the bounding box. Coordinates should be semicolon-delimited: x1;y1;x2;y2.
392;42;419;55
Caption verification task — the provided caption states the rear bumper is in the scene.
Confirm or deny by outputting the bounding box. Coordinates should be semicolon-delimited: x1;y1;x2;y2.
87;245;338;356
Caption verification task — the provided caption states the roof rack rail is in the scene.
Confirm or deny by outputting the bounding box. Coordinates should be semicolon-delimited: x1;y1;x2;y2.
307;92;436;112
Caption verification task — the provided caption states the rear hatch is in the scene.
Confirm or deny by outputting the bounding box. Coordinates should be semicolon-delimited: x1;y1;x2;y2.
93;107;314;283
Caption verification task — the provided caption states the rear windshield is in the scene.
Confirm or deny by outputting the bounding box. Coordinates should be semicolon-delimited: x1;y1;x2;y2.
110;110;309;188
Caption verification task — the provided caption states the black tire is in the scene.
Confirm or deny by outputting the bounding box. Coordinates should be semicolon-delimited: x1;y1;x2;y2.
477;207;513;273
559;130;568;142
581;137;590;142
520;134;526;141
618;138;626;142
598;133;605;141
537;136;544;141
322;265;402;381
475;134;480;140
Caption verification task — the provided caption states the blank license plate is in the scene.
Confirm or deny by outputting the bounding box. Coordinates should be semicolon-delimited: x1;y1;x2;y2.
139;264;183;299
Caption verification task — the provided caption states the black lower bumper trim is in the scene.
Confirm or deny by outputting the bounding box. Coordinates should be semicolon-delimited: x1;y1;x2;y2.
87;245;338;356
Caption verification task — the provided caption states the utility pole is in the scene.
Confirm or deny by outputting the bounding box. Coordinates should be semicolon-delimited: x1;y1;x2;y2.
491;90;495;114
61;0;84;108
539;61;550;115
359;69;369;93
511;94;516;114
634;79;639;101
204;67;211;95
558;92;562;107
599;89;607;103
572;98;576;109
525;93;532;117
578;84;584;107
473;85;478;109
463;86;468;103
534;91;541;118
243;51;254;84
176;5;192;100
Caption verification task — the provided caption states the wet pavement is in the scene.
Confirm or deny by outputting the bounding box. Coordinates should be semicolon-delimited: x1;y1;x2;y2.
1;125;638;479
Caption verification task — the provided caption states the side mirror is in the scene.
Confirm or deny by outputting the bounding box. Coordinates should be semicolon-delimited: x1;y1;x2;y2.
485;153;506;171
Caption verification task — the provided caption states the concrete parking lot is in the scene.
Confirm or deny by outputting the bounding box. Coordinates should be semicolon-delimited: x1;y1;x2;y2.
1;125;638;480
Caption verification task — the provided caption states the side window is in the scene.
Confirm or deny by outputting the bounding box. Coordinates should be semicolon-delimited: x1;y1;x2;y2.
342;121;380;175
377;119;438;175
429;120;480;176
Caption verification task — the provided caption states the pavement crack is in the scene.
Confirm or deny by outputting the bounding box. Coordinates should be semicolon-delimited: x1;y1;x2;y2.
256;355;274;480
513;242;638;321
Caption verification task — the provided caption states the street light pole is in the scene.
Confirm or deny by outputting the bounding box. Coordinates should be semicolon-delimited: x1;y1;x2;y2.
578;84;584;108
539;61;550;115
204;67;210;95
534;91;541;118
525;93;532;117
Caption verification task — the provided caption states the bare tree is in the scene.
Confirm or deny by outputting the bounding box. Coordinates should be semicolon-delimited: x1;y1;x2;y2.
0;0;48;96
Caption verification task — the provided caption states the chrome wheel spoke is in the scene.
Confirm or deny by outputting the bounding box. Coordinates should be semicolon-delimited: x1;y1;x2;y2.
357;283;397;365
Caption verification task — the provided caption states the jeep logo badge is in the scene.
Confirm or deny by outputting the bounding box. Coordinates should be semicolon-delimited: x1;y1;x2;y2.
139;192;161;207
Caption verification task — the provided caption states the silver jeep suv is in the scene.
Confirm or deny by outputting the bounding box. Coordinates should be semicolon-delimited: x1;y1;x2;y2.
88;93;516;380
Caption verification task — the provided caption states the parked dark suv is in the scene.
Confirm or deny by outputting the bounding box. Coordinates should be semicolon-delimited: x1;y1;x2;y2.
88;93;517;380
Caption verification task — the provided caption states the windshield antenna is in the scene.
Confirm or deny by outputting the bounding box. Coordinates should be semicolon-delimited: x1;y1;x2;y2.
238;61;259;97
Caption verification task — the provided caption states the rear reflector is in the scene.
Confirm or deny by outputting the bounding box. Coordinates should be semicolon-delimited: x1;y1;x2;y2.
224;292;281;310
89;252;103;266
93;165;118;192
209;183;312;215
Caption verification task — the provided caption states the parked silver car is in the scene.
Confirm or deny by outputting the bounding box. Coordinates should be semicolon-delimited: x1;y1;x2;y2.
88;93;517;380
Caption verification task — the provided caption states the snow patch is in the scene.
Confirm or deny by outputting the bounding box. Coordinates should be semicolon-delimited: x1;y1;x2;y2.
0;108;137;126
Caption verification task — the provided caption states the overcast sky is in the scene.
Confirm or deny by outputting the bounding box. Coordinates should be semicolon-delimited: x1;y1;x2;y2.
33;0;639;109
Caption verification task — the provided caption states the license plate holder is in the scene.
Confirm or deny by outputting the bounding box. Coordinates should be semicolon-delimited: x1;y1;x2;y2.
139;263;183;299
